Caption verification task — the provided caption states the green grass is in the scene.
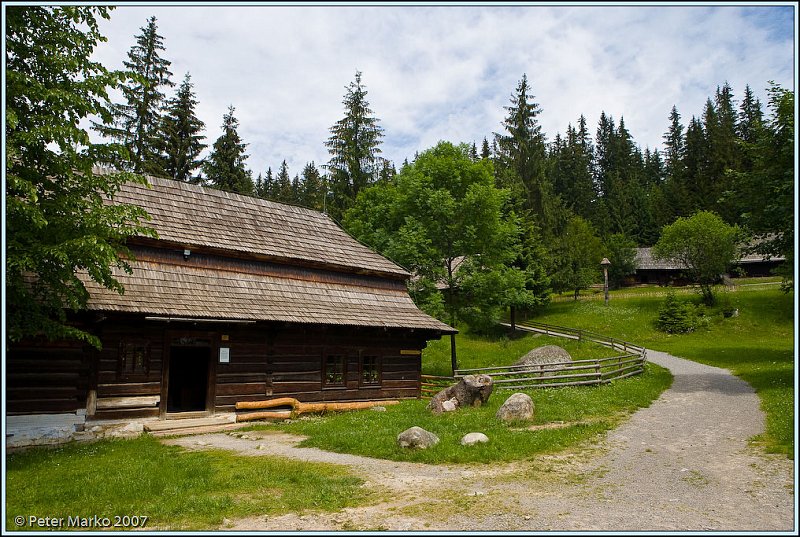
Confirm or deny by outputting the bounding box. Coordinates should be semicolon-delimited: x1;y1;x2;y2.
5;435;370;531
525;286;795;458
422;331;613;376
256;361;671;465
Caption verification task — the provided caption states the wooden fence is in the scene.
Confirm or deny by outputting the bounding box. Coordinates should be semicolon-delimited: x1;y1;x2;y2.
451;321;647;390
420;374;454;399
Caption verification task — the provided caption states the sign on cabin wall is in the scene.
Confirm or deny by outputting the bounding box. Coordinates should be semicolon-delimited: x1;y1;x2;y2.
219;347;230;363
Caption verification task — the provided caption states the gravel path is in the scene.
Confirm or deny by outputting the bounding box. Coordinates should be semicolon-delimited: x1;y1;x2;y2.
164;350;795;532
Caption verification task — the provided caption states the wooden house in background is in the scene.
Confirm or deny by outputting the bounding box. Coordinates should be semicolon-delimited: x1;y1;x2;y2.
633;247;786;286
7;177;455;422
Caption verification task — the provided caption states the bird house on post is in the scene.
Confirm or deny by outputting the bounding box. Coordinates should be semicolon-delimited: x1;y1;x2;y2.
600;257;612;305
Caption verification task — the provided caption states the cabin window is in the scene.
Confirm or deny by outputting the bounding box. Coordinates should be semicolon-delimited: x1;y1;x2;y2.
118;340;151;380
324;354;346;387
360;356;380;386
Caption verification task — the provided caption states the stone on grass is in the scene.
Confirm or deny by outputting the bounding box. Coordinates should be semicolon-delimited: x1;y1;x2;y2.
397;426;440;449
515;345;572;374
427;374;494;414
441;399;458;412
496;393;535;422
460;432;489;446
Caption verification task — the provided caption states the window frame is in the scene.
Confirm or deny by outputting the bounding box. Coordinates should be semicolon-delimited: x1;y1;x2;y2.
359;354;382;387
322;353;347;389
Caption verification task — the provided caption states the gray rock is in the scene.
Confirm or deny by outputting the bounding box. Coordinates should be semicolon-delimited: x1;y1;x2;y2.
427;374;494;414
397;426;440;449
461;432;489;445
496;392;535;422
442;399;458;412
370;406;387;412
515;345;573;375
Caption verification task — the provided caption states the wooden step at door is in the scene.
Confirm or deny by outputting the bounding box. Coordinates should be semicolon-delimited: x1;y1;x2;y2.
144;415;234;433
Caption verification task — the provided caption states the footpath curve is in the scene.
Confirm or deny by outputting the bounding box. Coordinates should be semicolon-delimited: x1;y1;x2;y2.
165;350;795;532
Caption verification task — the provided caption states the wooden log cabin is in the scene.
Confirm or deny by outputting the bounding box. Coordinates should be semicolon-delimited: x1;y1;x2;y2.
7;176;456;423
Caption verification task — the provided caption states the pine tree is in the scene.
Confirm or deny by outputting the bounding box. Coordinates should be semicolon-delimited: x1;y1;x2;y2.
481;137;491;160
160;73;205;182
291;174;301;203
274;160;293;203
324;71;384;220
262;167;275;199
254;173;265;198
93;16;173;175
300;162;326;210
550;122;595;223
663;105;685;181
683;115;708;213
494;74;552;219
737;84;764;145
202;105;253;195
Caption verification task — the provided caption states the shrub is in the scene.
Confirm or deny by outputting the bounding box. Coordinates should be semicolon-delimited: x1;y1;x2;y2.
656;290;701;333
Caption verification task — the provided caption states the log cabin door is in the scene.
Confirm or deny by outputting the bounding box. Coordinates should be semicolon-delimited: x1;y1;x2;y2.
162;333;216;417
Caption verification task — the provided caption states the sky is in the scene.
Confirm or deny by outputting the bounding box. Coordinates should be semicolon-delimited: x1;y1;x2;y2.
85;2;797;179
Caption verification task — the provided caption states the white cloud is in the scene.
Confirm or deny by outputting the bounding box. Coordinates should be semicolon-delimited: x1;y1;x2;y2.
89;3;795;178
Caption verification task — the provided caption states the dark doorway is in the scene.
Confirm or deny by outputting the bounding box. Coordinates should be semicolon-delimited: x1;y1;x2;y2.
167;346;210;413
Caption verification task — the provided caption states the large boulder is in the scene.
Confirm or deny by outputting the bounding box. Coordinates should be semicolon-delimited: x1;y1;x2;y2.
427;374;494;414
495;393;535;423
397;426;440;449
515;345;572;374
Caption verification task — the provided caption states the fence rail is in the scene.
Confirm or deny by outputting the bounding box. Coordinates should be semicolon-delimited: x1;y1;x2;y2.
420;374;454;399
452;321;647;390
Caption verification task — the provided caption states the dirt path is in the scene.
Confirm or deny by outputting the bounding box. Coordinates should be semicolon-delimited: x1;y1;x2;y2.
164;350;795;532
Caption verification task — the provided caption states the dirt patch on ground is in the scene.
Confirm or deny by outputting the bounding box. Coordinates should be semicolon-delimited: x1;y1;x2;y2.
162;350;795;532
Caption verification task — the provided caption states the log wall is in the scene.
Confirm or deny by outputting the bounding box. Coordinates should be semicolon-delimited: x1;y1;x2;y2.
7;317;433;418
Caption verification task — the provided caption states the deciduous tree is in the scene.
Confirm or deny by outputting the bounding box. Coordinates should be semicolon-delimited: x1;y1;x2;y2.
6;6;155;347
653;211;741;304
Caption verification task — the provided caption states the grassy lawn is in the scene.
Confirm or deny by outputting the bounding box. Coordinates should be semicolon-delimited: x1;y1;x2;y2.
258;330;672;464
5;435;370;531
524;286;795;458
265;363;670;464
422;331;614;376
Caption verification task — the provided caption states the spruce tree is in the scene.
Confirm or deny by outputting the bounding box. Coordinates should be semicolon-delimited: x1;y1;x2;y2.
663;105;685;182
300;162;326;210
737;84;763;145
480;137;491;160
93;16;173;175
683;115;707;213
324;71;384;220
160;73;206;182
262;167;275;199
494;74;554;226
202;105;253;195
274;160;293;203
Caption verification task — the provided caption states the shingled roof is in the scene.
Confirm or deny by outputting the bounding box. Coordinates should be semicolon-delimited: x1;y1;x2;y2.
112;175;408;278
81;257;455;333
89;175;455;334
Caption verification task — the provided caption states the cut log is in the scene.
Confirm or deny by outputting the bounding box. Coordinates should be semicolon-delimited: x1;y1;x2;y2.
234;397;399;421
